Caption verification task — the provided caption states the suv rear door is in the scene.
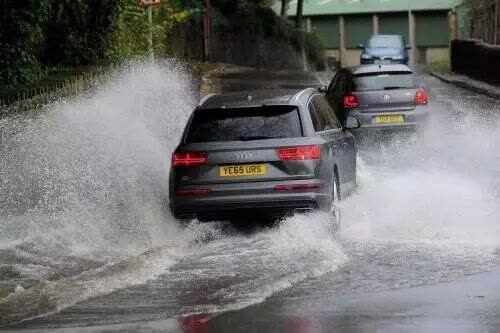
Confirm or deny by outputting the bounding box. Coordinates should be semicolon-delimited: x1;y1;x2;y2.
173;106;321;186
309;95;356;186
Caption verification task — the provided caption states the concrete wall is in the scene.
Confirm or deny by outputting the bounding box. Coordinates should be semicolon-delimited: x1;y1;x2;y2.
344;49;363;67
424;47;449;63
325;46;447;66
310;10;452;67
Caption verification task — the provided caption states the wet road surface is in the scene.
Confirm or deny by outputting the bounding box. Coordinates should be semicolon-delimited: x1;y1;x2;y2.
1;62;499;332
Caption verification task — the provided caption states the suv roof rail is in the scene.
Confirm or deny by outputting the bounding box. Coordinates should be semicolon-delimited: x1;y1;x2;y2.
198;93;216;107
293;88;315;102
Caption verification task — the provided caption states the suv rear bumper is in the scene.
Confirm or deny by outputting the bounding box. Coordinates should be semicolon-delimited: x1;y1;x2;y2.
170;180;332;221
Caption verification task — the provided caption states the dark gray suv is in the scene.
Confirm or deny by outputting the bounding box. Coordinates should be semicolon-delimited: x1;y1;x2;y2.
169;89;359;222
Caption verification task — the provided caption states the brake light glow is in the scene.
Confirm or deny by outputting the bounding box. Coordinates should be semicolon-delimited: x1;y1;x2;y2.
276;145;320;160
343;94;359;108
275;183;323;191
173;152;207;167
414;89;428;105
175;189;212;196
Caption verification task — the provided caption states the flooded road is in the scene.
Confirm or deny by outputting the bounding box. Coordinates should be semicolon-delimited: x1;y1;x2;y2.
1;61;499;332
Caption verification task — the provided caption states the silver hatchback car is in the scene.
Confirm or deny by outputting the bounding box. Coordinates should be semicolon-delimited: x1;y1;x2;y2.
323;65;429;130
169;89;359;222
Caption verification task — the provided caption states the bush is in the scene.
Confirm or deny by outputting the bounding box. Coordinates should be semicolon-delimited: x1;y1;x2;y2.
0;0;48;87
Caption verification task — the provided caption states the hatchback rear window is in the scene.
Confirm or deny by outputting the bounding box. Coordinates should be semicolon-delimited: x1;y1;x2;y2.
185;106;302;143
352;72;417;92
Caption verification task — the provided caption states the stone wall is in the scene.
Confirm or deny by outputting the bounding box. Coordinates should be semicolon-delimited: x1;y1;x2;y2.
210;32;304;71
451;39;500;85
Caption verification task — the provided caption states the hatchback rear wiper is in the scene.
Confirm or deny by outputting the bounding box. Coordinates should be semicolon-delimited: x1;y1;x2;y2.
238;135;278;141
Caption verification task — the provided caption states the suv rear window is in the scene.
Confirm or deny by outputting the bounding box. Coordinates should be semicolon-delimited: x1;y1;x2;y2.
185;106;302;143
352;72;417;92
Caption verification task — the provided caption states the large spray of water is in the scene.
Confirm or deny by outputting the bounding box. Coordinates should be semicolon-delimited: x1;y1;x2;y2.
0;60;344;326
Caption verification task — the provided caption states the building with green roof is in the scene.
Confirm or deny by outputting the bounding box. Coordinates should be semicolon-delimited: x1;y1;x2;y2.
275;0;461;66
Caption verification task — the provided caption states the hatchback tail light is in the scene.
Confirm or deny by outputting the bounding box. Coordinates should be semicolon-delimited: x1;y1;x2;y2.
343;94;359;108
414;89;428;105
173;152;207;167
276;145;320;160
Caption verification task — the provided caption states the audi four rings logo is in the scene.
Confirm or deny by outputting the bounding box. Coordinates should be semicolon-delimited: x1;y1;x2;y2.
383;94;391;101
233;152;253;160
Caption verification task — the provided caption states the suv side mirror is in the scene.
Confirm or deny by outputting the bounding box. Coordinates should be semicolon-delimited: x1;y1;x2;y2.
318;85;328;93
345;116;361;130
357;43;365;49
405;44;412;50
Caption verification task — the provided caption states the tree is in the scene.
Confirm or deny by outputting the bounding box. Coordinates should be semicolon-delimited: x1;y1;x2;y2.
294;0;306;70
280;0;289;17
295;0;303;29
463;0;498;44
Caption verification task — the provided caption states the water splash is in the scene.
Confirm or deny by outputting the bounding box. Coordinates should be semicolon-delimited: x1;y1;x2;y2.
0;59;197;297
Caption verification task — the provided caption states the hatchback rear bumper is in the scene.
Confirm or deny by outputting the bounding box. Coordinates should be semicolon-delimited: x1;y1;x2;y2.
171;180;332;221
348;106;428;130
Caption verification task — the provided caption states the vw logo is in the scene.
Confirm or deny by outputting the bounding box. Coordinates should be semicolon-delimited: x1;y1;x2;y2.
233;152;253;160
383;94;391;101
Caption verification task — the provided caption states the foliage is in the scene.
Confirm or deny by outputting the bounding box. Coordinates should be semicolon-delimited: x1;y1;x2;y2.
461;0;498;44
304;31;325;68
0;0;48;86
107;0;202;60
42;0;122;66
1;0;326;89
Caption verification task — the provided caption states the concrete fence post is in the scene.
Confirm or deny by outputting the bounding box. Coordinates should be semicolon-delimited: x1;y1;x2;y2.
449;10;458;41
408;10;416;65
373;14;379;35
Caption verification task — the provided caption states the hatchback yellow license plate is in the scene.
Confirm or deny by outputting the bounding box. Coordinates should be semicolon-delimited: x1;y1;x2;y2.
220;164;266;177
375;115;404;123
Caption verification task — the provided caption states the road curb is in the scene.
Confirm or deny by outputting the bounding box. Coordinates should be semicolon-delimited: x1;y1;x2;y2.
430;71;500;99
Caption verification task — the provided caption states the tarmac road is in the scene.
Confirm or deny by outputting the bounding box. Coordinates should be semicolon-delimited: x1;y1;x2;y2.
1;65;499;332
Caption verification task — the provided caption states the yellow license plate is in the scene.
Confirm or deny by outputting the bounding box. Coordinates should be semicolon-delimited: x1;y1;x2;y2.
220;164;266;177
375;115;404;123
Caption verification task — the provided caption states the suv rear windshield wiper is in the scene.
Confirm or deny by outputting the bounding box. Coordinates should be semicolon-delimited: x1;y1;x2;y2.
383;86;405;90
238;135;280;141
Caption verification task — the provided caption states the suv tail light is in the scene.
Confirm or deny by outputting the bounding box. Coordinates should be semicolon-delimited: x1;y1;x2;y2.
275;183;323;191
414;89;428;105
343;94;359;108
276;145;320;160
173;152;207;167
175;189;212;196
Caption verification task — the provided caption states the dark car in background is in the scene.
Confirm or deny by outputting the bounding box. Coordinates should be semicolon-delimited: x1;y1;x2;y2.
170;89;359;223
323;64;429;130
359;35;411;65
